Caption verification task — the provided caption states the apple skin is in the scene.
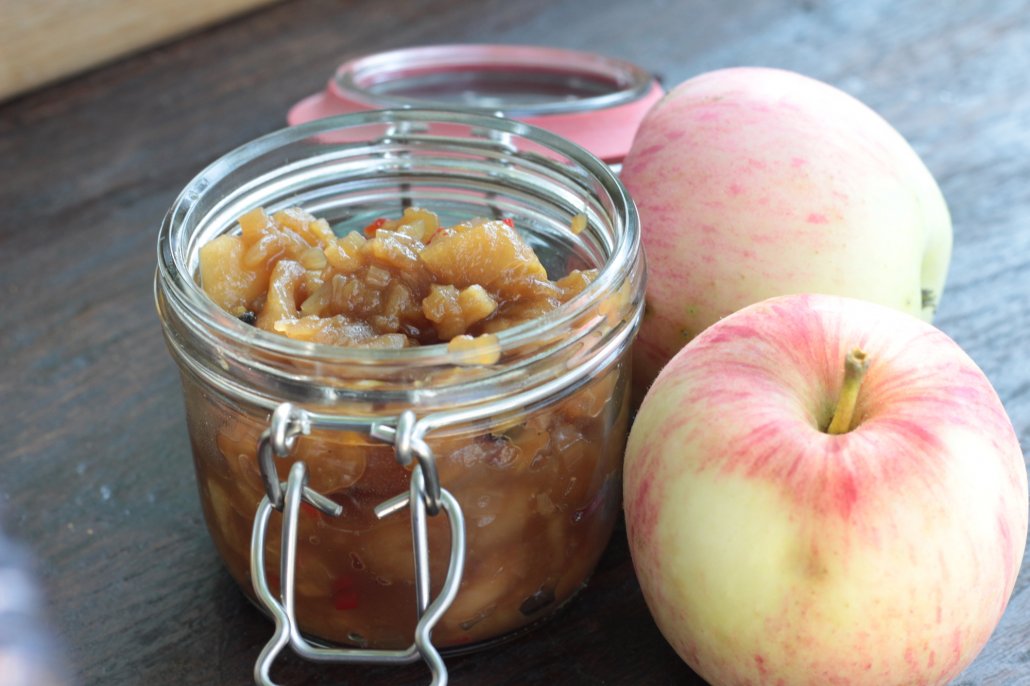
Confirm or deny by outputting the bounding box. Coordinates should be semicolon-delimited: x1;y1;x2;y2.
621;67;953;394
623;294;1027;686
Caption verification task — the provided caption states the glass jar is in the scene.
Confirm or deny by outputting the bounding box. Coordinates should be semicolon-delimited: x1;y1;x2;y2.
287;44;665;166
155;110;644;656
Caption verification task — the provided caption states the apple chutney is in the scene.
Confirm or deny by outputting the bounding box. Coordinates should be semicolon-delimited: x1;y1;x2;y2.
155;110;645;655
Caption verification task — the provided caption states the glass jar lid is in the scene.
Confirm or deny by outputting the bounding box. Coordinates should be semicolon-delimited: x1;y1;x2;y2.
288;44;664;164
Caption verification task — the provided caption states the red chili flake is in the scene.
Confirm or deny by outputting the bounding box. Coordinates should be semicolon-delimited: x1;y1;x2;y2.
363;217;387;236
426;227;448;244
502;217;515;228
334;591;359;611
332;576;359;610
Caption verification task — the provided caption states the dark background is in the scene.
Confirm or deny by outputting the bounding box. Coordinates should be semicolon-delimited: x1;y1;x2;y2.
1;0;1028;683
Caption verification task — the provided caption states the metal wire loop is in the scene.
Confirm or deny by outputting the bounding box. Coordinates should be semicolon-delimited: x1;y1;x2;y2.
371;410;442;515
250;454;466;686
257;402;312;510
250;403;464;685
409;438;441;516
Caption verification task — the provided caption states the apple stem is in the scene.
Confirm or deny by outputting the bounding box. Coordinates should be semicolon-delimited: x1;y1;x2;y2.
826;348;869;434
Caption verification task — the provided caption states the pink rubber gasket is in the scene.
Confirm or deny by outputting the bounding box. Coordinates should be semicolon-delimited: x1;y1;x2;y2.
287;45;664;164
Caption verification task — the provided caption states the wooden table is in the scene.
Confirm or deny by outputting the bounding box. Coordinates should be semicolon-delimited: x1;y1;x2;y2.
3;0;1029;683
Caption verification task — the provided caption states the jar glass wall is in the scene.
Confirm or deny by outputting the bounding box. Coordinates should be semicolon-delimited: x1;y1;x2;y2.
156;110;644;651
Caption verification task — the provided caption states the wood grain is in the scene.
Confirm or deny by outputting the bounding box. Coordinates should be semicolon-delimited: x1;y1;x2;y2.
1;0;1028;684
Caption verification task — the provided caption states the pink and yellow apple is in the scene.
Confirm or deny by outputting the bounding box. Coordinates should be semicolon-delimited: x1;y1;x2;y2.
623;294;1027;686
621;67;953;393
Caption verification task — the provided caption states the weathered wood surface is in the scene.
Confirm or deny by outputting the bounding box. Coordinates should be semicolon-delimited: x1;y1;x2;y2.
1;0;1028;683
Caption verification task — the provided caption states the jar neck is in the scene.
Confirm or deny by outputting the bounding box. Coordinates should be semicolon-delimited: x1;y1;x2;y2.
157;267;643;430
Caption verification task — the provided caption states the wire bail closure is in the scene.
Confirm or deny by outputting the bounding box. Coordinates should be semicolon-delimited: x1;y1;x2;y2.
250;403;466;686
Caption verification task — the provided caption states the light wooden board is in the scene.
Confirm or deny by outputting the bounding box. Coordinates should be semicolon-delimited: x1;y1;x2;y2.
0;0;279;101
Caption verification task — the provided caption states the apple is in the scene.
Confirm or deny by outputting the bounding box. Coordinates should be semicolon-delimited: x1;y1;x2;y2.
623;293;1027;686
621;67;953;394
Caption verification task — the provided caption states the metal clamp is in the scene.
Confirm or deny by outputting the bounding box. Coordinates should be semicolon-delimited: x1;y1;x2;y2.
250;403;466;686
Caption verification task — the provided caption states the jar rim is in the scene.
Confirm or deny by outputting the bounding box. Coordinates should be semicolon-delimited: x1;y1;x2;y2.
330;44;654;116
156;108;641;369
